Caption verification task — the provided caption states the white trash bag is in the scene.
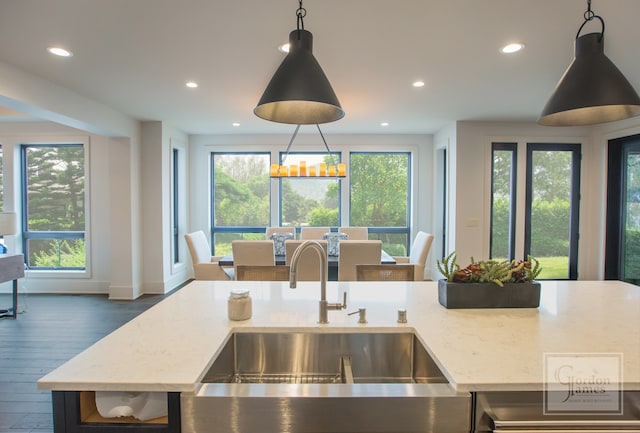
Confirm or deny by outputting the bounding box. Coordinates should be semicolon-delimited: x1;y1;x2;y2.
95;391;167;421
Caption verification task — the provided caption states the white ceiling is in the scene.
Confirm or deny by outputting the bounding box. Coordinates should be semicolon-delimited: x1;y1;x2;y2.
1;0;639;136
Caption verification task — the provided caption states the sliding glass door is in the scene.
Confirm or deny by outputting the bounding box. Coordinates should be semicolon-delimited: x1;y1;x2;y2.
524;143;581;279
606;135;640;285
622;147;640;284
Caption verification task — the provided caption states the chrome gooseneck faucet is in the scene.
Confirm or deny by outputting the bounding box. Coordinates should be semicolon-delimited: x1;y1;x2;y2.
289;240;346;324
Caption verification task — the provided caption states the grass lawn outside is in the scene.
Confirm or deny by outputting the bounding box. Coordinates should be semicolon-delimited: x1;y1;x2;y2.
536;256;568;279
486;255;569;280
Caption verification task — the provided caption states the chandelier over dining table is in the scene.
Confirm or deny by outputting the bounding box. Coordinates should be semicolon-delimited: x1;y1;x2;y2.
271;161;346;178
269;124;346;178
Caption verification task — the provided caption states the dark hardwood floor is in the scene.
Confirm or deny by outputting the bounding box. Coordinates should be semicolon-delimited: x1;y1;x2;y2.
0;291;171;433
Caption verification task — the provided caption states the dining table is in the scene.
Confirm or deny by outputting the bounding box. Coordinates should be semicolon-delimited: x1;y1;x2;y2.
218;250;396;281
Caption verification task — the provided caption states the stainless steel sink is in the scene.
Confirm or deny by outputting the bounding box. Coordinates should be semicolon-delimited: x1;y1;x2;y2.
201;331;449;385
181;330;471;433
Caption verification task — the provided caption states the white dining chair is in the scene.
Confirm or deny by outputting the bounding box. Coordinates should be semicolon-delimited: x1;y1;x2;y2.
392;231;434;281
184;231;231;280
338;240;382;281
231;240;275;279
300;227;331;240
285;240;328;281
338;227;369;240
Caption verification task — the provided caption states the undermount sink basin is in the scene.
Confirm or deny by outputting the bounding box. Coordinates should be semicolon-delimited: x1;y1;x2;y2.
183;330;471;433
201;330;449;384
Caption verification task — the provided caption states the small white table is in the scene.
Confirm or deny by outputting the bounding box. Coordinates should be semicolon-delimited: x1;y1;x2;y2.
0;254;25;319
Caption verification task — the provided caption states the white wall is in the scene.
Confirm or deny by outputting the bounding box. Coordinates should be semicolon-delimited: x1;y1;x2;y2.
0;61;194;298
140;121;189;295
3;53;640;294
0;58;147;299
0;60;137;138
3;114;640;295
188;132;434;273
0;119;190;298
437;118;640;280
433;122;457;275
0;122;118;294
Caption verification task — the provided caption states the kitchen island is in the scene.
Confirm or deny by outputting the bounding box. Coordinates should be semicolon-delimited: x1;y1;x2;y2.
38;280;640;432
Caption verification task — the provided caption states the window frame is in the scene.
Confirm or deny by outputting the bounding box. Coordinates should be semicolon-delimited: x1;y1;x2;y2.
490;142;518;261
348;151;412;253
210;151;272;254
524;142;581;280
605;134;640;283
20;142;89;272
172;147;180;265
210;149;415;255
277;150;343;229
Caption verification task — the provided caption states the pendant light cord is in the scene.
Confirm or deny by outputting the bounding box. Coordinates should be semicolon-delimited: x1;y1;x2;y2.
280;124;301;165
316;124;339;168
576;0;604;41
296;0;306;34
584;0;594;20
279;124;339;169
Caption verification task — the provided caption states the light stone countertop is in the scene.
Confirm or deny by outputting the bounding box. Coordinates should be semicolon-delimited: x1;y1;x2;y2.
37;280;640;393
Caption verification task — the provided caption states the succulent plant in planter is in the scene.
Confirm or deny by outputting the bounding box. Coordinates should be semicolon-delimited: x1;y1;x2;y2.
436;252;543;309
437;252;541;287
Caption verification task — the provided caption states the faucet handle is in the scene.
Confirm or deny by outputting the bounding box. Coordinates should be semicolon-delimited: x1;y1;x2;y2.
327;292;347;311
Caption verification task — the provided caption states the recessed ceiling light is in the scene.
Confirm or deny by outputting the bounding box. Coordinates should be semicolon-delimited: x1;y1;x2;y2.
185;81;199;88
278;43;290;53
380;122;389;127
501;43;525;54
412;80;425;88
232;122;240;127
47;47;73;57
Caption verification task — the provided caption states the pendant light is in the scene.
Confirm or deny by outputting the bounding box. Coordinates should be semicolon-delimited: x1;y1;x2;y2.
254;0;344;125
538;0;640;126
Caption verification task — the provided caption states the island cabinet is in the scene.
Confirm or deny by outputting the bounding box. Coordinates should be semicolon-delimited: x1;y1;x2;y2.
51;391;181;433
472;390;640;432
38;280;640;433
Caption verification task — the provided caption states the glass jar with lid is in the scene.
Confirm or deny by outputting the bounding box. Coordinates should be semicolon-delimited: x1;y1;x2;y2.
228;289;252;321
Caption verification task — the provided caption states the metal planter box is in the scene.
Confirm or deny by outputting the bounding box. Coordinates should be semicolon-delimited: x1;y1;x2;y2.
437;279;541;309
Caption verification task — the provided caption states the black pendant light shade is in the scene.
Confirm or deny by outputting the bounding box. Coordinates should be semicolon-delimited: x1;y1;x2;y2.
539;1;640;126
254;29;344;125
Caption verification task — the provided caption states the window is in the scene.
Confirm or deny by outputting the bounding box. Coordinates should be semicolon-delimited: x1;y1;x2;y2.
211;152;271;255
21;144;86;270
606;135;640;285
525;143;581;279
490;143;517;261
210;150;414;257
279;152;341;227
349;152;410;256
435;147;447;259
172;148;179;264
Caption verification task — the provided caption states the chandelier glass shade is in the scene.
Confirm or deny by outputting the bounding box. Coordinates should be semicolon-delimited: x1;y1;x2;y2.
270;161;346;178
